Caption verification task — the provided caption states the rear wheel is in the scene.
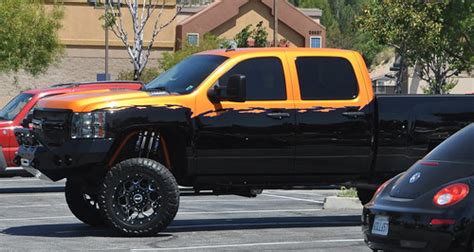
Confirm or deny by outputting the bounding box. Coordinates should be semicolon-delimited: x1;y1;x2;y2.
357;189;375;205
65;179;104;226
99;158;179;236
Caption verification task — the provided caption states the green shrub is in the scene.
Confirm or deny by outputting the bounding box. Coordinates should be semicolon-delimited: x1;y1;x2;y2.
337;186;358;198
117;67;161;83
159;33;227;72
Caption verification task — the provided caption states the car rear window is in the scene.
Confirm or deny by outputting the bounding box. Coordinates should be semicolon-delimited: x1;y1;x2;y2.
425;124;474;163
295;57;359;100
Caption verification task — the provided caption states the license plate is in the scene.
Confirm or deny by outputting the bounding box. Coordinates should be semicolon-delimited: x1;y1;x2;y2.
372;215;389;236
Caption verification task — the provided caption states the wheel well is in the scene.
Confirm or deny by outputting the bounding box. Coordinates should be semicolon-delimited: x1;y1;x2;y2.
107;128;192;185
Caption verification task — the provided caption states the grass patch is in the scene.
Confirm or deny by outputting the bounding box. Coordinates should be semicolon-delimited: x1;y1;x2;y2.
337;186;358;198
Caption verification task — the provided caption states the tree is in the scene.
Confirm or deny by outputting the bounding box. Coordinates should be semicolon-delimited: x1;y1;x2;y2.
359;0;473;94
102;0;181;80
234;25;253;48
252;21;268;47
0;0;64;76
291;0;385;66
234;22;269;48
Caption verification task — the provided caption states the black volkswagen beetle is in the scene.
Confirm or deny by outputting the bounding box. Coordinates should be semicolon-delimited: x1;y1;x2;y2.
363;123;474;251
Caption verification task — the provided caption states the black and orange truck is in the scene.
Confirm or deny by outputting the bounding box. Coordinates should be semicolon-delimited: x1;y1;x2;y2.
15;48;474;236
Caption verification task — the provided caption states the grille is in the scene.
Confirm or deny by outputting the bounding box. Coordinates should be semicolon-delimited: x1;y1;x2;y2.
33;109;72;146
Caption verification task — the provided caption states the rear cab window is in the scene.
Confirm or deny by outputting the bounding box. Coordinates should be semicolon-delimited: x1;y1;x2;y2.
295;57;359;100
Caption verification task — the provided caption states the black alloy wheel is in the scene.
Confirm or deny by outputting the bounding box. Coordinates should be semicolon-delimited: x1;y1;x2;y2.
99;158;179;236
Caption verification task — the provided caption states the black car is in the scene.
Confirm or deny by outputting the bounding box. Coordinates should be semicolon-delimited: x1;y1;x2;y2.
363;123;474;251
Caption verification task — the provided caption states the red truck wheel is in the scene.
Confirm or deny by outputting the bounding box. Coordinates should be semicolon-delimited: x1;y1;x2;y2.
99;158;179;236
65;179;104;226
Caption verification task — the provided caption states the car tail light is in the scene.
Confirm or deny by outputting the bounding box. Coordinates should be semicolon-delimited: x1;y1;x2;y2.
433;183;469;207
430;219;456;225
374;179;391;198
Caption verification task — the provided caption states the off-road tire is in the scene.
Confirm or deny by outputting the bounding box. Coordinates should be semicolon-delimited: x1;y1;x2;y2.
99;158;179;236
358;189;375;205
65;178;104;226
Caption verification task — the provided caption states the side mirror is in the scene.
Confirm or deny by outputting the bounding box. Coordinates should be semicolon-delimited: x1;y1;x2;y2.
208;74;246;103
21;113;33;128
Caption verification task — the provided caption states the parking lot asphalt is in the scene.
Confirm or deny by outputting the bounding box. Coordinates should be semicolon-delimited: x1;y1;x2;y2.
0;177;367;251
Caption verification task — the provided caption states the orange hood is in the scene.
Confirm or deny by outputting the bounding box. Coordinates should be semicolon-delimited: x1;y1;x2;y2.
36;89;195;113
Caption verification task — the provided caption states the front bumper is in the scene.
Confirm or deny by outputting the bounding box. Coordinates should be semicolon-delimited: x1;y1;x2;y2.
15;128;114;181
362;206;472;251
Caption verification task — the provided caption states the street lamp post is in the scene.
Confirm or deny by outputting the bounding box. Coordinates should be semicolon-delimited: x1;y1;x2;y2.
105;1;109;81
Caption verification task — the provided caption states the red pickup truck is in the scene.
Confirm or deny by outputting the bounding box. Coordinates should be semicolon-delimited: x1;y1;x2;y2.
0;81;143;174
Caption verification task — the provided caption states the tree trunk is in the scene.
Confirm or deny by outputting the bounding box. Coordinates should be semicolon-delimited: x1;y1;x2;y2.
134;69;140;81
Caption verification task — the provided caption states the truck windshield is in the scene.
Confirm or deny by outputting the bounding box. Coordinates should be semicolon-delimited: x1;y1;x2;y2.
0;93;33;121
146;55;228;94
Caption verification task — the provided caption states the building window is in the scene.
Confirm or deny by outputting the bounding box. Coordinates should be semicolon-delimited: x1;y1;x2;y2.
187;33;199;46
310;36;322;48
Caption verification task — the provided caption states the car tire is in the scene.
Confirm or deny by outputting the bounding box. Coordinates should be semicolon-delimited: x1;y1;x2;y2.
65;178;104;226
357;189;375;205
99;158;179;236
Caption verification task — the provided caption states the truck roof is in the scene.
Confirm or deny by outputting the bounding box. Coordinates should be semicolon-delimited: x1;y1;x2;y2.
198;47;359;58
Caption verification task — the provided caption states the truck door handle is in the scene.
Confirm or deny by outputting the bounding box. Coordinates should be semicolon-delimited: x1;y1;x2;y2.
342;111;365;118
266;112;290;120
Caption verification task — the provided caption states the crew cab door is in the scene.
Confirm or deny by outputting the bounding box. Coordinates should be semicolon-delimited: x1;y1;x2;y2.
289;54;374;177
194;55;296;175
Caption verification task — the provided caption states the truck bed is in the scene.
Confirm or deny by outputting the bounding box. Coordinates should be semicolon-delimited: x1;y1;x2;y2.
373;95;474;183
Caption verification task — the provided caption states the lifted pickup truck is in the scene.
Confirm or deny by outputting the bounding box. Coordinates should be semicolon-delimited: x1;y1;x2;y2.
15;48;474;236
0;81;142;174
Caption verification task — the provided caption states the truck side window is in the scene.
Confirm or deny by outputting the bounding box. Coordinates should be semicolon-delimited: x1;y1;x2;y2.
219;57;286;101
295;57;359;100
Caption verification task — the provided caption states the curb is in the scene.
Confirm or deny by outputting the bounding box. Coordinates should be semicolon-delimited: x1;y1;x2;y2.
323;196;363;210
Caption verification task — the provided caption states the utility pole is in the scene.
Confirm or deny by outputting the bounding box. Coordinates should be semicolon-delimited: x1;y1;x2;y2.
273;0;278;47
104;0;110;80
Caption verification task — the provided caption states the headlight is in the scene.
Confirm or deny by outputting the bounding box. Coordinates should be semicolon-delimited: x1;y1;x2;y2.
71;112;106;139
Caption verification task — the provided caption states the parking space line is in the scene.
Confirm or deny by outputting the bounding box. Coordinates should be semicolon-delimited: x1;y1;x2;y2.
181;199;289;202
168;220;359;230
0;209;322;222
0;204;67;209
0;216;74;221
178;208;322;215
0;192;63;197
262;193;324;204
265;190;329;197
131;239;364;251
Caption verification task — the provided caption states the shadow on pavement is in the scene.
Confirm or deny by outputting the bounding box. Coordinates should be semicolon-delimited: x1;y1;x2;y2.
1;223;172;238
0;186;65;194
2;215;360;238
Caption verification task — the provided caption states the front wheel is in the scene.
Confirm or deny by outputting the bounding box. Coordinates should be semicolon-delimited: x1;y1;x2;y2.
65;179;104;226
99;158;179;236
